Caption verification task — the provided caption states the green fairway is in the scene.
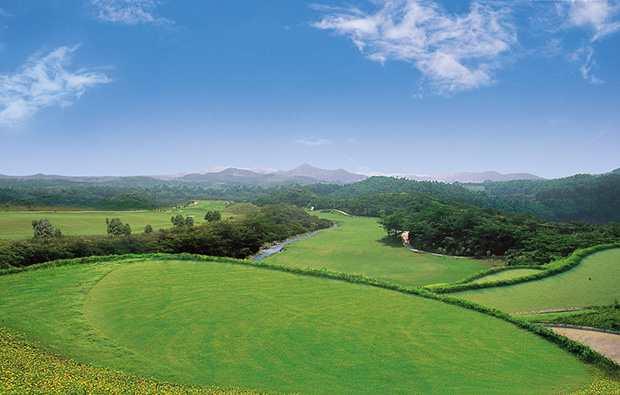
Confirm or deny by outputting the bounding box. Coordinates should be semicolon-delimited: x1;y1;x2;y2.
0;258;594;395
0;201;227;239
265;211;487;287
470;268;543;283
452;248;620;313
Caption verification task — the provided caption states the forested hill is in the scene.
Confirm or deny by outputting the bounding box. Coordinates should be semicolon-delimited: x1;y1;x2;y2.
2;170;619;224
253;177;553;219
254;173;620;224
482;172;620;223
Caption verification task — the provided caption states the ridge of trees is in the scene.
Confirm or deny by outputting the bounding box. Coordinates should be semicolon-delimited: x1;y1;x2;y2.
253;173;620;224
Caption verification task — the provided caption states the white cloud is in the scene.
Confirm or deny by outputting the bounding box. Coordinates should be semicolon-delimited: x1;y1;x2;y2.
567;0;620;41
552;0;620;83
313;0;517;93
571;44;603;84
295;138;333;147
0;46;112;128
91;0;171;25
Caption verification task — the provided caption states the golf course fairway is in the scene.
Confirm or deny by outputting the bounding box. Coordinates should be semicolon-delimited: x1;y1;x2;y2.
0;257;595;395
265;211;487;287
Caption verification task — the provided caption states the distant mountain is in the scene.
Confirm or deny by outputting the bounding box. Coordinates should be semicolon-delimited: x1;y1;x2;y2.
403;171;542;183
199;166;276;175
180;167;318;185
276;163;367;184
0;173;119;182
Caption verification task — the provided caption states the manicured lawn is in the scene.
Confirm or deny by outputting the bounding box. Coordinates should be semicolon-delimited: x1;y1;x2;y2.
470;268;544;284
0;201;227;239
265;211;487;287
453;249;620;313
0;258;594;395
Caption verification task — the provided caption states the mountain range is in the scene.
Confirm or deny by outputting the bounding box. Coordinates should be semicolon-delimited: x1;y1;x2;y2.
0;164;545;185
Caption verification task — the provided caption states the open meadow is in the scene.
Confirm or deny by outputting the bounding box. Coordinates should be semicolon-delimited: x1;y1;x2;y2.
451;248;620;313
0;201;228;239
264;211;488;287
0;256;600;395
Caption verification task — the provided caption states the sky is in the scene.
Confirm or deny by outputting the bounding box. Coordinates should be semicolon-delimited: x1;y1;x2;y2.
0;0;619;179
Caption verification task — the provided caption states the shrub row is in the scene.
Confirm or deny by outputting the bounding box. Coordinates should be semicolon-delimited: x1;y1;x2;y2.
426;244;620;294
440;264;545;286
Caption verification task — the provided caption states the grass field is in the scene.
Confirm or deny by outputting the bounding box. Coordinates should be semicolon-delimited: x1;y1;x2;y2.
264;211;487;287
452;248;620;313
470;268;544;283
516;306;620;332
0;201;227;239
0;257;596;395
0;327;273;395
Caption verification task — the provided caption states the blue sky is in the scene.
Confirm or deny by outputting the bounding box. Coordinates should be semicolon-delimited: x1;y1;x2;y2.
0;0;619;179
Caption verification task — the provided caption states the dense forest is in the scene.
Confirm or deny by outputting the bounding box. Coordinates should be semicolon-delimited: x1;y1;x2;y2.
253;173;620;224
482;172;620;223
0;181;291;211
3;171;619;224
0;204;332;270
376;194;620;265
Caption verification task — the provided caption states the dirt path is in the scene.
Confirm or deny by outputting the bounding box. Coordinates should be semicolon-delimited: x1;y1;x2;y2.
509;307;590;316
401;231;467;259
331;209;352;216
547;326;620;364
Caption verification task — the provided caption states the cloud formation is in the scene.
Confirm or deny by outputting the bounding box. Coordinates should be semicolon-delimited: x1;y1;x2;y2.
313;0;517;93
571;44;603;84
559;0;620;83
91;0;170;25
295;138;333;147
567;0;620;41
0;46;112;128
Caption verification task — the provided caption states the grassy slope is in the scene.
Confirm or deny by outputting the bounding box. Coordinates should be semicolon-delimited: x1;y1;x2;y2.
0;258;593;395
0;201;227;239
265;211;486;287
0;327;277;395
452;249;620;313
470;268;543;284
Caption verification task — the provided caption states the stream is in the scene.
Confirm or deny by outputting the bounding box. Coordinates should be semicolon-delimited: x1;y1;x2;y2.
252;223;337;262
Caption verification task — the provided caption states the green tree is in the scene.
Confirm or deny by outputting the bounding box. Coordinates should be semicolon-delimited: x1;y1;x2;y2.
123;223;132;236
107;218;131;237
204;211;222;222
144;224;153;234
32;219;60;239
185;217;194;227
171;214;186;227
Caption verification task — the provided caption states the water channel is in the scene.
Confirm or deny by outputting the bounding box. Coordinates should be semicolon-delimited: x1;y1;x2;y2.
252;223;338;262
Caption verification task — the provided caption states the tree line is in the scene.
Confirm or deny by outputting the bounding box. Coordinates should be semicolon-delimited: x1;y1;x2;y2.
0;204;332;270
